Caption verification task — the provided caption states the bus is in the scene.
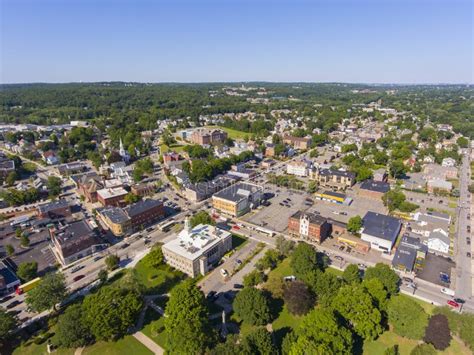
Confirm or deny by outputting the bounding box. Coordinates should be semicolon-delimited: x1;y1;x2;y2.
10;215;33;227
159;220;176;232
255;226;275;237
16;277;41;295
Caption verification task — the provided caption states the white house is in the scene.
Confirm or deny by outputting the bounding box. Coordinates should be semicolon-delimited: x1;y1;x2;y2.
286;160;311;177
425;229;450;254
441;157;456;167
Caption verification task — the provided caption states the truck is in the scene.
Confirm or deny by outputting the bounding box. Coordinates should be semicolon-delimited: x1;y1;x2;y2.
440;287;455;296
15;277;41;295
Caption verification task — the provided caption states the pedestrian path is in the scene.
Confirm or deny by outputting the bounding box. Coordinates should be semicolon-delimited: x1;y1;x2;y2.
133;331;164;355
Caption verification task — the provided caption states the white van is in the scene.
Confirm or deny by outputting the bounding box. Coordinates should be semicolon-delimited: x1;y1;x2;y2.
441;288;455;296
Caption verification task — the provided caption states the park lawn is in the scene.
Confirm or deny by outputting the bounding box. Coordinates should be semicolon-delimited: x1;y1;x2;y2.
13;341;74;355
205;125;250;140
363;329;469;355
82;336;152;355
134;258;185;294
272;305;303;331
266;258;294;280
159;143;185;153
397;294;435;315
141;310;168;350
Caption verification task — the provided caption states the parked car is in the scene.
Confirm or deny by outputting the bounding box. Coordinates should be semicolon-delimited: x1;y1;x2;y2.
0;295;14;303
454;298;465;304
447;300;460;308
73;275;85;282
6;300;21;309
233;284;244;289
220;269;228;277
71;265;84;274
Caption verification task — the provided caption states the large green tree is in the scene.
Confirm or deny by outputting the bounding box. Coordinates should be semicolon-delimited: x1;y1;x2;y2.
55;304;92;348
16;261;38;282
26;272;68;312
387;295;428;340
241;327;276;355
342;264;361;284
364;263;400;295
332;284;383;340
164;280;210;354
82;286;143;341
290;308;353;354
290;242;319;279
0;307;17;344
283;281;314;316
233;287;271;326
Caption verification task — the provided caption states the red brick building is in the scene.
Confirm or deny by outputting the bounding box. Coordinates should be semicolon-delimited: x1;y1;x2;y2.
97;187;128;207
190;128;227;146
288;211;330;243
124;199;165;230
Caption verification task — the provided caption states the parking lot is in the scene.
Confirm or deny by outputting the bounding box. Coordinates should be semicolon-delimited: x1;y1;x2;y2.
0;229;57;274
417;253;455;287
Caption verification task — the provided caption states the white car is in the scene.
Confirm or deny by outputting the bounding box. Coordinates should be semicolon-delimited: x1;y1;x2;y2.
220;269;228;277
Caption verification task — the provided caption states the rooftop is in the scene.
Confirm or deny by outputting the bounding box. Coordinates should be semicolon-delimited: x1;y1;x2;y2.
163;223;231;260
97;187;128;199
124;199;163;218
291;211;328;226
213;182;263;203
360;180;390;193
362;211;401;242
37;199;70;214
99;206;130;224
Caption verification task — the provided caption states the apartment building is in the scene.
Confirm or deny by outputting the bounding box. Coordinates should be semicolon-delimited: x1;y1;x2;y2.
310;168;355;190
212;182;263;217
286;160;311;177
283;135;312;150
288;211;331;243
189;128;227;146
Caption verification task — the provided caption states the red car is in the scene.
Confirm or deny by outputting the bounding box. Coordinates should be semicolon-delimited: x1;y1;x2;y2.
73;275;85;282
232;225;240;230
447;300;459;308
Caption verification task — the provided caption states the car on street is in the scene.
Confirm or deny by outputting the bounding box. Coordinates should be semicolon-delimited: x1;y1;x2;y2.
454;298;465;304
447;300;460;308
233;284;244;289
71;265;84;274
236;259;242;264
0;295;14;303
334;256;343;261
120;243;130;249
73;274;85;282
232;225;240;230
93;255;103;262
467;252;471;258
220;269;228;277
6;300;21;309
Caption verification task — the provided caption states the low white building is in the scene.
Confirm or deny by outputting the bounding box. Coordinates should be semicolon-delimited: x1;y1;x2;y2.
286;160;311;177
426;229;450;255
162;220;232;277
360;212;402;253
441;157;456;167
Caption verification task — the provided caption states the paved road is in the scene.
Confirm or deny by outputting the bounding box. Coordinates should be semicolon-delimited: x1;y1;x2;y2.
454;152;473;301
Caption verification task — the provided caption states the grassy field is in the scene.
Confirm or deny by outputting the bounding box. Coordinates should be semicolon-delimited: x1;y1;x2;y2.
141;309;168;350
159;143;186;153
134;257;185;294
82;336;152;355
12;341;74;355
205;125;250;140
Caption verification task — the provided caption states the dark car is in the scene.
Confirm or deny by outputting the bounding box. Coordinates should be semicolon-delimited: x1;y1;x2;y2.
206;291;217;300
454;298;465;304
73;274;85;282
6;300;21;309
233;284;244;289
467;252;472;258
0;295;14;303
71;265;84;274
120;243;130;249
7;309;21;317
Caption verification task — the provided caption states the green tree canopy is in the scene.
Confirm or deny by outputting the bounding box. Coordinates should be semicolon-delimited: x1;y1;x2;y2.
0;307;17;344
342;264;361;284
290;308;353;355
164;280;210;354
241;327;276;355
55;303;92;348
26;272;68;312
233;287;271;326
332;284;383;340
347;215;362;234
364;263;400;295
16;261;38;282
82;286;143;341
387;295;429;340
290;242;320;279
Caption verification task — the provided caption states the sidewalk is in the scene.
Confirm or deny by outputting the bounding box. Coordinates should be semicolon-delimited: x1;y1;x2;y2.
133;332;164;355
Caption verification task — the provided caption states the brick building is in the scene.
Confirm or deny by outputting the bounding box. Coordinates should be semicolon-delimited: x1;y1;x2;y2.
288;211;331;243
37;200;71;219
190;128;227;146
359;180;390;200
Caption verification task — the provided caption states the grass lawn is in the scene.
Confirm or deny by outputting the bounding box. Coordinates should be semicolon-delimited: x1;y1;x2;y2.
159;143;185;153
205;125;250;140
12;341;74;355
141;309;168;350
272;305;303;331
134;258;185;294
82;336;152;355
232;233;248;250
266;258;294;280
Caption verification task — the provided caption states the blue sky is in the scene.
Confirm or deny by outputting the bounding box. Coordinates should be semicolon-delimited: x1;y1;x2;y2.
1;0;472;83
